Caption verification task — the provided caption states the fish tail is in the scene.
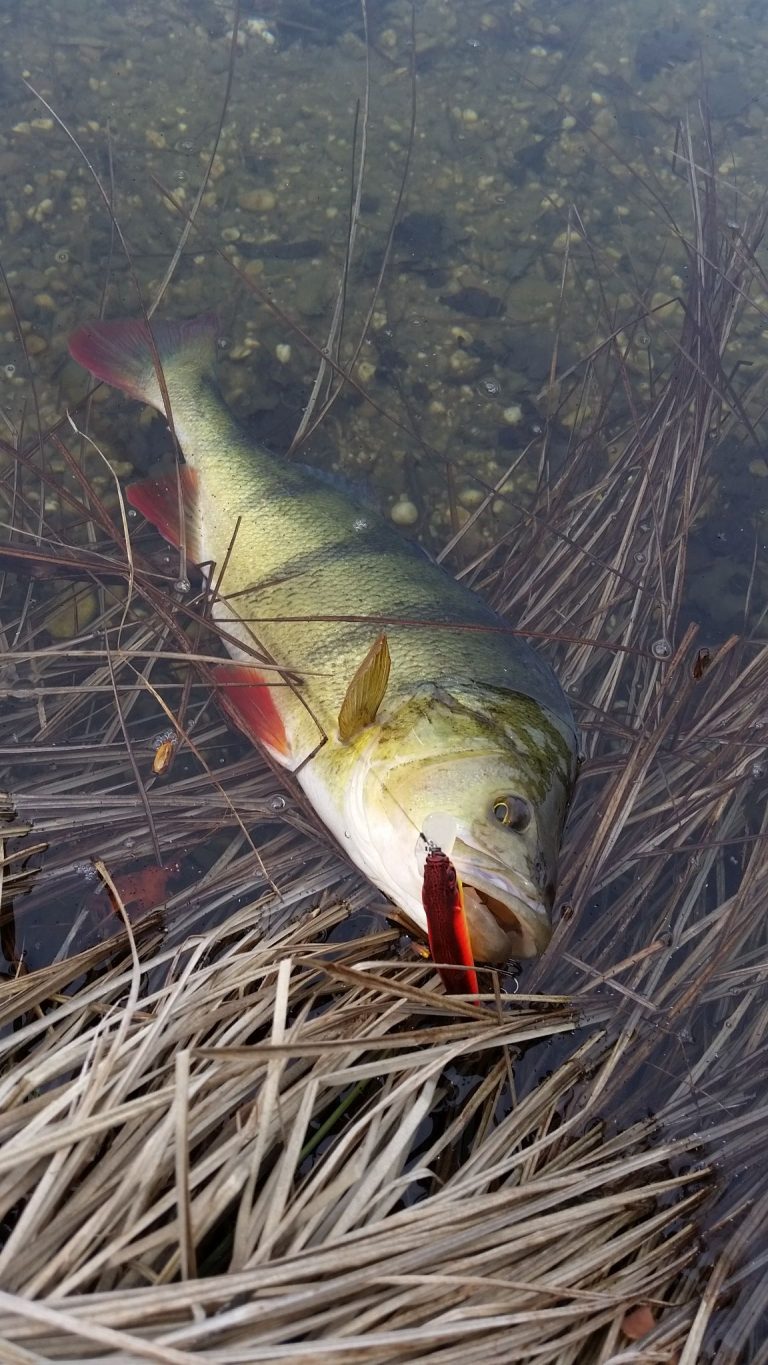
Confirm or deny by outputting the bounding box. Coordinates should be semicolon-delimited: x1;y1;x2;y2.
68;313;219;411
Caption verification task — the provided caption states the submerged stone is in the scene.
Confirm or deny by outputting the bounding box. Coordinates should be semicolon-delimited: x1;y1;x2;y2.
635;23;696;80
394;211;448;259
440;287;504;319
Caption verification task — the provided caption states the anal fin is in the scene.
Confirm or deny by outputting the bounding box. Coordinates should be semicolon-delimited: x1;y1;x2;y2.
212;662;292;761
126;466;202;563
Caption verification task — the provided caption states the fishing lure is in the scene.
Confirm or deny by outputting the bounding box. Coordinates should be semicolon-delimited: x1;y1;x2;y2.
421;844;479;997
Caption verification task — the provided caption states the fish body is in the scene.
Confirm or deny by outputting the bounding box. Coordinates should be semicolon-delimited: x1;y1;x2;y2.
69;314;578;964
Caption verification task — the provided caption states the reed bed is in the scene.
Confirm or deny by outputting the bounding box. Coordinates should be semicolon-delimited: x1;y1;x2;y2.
0;84;767;1365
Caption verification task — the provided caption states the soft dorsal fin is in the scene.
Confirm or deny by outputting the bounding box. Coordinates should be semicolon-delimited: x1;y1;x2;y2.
68;313;219;413
338;633;391;743
126;466;203;563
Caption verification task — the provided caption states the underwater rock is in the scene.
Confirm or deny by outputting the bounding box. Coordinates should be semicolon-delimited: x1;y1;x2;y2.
440;287;505;319
705;72;754;123
505;140;550;186
238;188;277;213
635;23;696;80
394;211;448;259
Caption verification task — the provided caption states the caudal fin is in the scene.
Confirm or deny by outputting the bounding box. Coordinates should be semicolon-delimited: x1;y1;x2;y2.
68;313;219;412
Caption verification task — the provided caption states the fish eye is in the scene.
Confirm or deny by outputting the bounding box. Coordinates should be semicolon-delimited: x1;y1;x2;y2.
492;796;531;831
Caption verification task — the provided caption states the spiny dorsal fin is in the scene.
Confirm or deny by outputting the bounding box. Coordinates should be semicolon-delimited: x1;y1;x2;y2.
338;633;391;742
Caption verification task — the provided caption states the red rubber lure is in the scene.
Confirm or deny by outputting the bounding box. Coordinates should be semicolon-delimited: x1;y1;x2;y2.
421;847;479;997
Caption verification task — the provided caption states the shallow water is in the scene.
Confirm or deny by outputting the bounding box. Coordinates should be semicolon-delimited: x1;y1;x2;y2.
0;0;767;1355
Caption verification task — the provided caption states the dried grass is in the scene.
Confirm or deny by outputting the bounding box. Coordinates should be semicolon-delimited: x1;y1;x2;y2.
0;82;767;1365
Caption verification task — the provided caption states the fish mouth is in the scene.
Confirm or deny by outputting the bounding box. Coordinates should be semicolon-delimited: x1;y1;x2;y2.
459;878;552;963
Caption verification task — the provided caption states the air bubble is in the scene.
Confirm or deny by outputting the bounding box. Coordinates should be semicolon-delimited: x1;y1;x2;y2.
752;759;767;779
270;795;287;812
634;549;647;564
3;363;16;379
54;249;70;265
74;860;99;884
173;577;191;594
478;377;500;397
651;638;672;659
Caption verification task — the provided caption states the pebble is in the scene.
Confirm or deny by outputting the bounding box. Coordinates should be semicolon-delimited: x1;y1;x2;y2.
501;404;523;425
390;497;419;526
238;188;277;212
448;349;477;375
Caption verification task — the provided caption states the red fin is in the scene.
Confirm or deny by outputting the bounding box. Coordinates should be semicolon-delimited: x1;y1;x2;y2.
68;313;218;411
126;467;202;561
212;663;291;761
422;850;479;997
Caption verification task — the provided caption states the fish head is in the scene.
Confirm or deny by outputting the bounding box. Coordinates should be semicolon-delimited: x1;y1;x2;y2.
355;682;577;963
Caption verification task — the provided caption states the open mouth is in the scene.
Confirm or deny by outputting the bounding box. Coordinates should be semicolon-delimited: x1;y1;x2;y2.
460;882;552;962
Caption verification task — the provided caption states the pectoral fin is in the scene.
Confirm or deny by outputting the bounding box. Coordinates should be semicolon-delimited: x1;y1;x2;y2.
338;633;391;743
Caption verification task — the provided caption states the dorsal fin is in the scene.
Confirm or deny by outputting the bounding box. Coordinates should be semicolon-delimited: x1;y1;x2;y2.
338;633;391;743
